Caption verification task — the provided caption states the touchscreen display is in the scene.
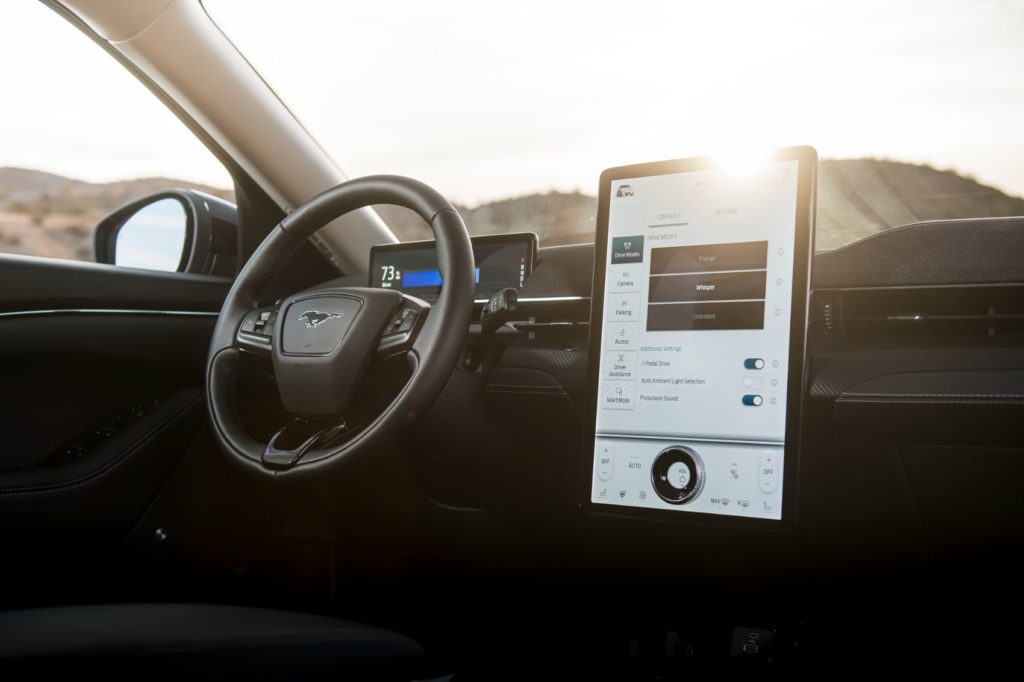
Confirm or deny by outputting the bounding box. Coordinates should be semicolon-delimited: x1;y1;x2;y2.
589;154;811;522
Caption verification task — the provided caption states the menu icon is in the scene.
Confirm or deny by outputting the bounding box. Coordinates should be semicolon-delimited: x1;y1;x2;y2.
610;236;644;265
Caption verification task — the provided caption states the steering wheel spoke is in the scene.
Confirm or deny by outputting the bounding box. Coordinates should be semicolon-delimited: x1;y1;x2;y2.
262;419;348;469
235;304;280;358
376;294;430;358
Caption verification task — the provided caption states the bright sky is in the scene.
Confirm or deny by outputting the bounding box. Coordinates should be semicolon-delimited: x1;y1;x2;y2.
2;0;1023;205
0;1;232;188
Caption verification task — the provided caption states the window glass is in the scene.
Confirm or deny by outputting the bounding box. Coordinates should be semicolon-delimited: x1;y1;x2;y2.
205;0;1024;250
0;2;233;263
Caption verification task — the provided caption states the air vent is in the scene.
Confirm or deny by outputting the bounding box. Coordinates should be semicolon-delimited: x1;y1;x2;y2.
818;295;841;334
816;285;1024;338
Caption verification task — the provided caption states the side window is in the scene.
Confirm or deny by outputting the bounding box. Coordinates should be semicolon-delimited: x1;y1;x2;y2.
0;2;233;267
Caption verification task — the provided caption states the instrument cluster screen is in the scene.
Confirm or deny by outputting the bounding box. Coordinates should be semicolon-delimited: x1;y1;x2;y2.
370;233;537;302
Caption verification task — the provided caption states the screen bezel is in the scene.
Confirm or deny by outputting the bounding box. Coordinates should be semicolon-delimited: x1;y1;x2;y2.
581;147;817;531
369;232;538;301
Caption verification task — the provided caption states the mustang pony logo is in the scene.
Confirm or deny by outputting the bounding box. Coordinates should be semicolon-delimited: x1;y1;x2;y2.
298;310;344;329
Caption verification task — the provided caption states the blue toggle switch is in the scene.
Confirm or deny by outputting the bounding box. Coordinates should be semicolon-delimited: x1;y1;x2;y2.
742;394;764;406
744;358;765;370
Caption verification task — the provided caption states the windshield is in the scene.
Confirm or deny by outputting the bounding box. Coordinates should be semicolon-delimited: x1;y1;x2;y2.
205;0;1024;250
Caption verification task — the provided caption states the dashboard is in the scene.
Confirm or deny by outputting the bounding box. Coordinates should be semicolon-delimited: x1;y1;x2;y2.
347;203;1024;665
356;209;1024;672
407;212;1024;543
353;172;1024;571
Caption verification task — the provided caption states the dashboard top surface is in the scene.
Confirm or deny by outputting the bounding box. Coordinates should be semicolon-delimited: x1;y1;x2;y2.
343;216;1024;302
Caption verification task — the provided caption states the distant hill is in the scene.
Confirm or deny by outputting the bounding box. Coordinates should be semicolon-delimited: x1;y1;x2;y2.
816;158;1024;249
375;191;597;245
0;167;233;260
0;166;232;215
2;159;1022;261
378;159;1024;251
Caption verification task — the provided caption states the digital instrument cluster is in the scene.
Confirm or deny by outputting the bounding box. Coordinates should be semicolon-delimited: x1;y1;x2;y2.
370;233;537;302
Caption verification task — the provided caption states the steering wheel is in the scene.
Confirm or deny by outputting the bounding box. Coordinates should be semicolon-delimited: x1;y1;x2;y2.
205;176;475;476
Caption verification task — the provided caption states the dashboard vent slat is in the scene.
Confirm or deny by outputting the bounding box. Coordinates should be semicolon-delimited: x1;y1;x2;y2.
816;286;1024;338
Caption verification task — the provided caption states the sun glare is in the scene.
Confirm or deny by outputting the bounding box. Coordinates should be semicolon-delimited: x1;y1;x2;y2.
712;148;776;177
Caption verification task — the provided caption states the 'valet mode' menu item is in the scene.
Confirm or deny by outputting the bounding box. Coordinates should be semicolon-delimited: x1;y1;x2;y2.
585;148;816;525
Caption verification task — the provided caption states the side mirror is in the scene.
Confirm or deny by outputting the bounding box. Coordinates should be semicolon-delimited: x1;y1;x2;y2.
94;189;238;275
113;197;188;272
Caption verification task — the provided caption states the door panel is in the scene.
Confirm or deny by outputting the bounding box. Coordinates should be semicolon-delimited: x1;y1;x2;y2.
0;314;215;470
0;254;228;605
0;254;229;313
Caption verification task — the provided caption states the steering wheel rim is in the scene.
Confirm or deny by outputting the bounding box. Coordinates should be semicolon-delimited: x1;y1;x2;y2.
205;175;475;477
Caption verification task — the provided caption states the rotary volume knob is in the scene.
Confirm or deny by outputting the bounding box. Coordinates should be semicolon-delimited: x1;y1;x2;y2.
651;446;705;504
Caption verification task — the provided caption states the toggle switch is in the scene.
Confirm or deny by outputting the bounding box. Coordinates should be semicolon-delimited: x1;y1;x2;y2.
742;394;764;407
744;358;765;370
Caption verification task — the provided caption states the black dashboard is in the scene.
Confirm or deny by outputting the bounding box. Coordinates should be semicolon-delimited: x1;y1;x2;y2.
352;216;1024;533
344;214;1024;664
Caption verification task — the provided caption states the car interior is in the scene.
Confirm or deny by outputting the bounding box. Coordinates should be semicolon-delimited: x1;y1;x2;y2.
2;0;1023;678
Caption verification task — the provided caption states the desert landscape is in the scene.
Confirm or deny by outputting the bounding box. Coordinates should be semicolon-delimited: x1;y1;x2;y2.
2;159;1022;263
0;167;233;262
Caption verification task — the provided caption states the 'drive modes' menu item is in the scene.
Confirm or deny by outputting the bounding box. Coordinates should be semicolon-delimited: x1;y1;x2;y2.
590;156;809;523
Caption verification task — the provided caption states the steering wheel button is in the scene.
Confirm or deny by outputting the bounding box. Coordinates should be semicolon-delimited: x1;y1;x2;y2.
240;311;260;333
398;310;417;332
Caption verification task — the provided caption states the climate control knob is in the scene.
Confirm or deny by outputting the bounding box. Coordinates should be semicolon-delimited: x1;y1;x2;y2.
651;446;705;504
